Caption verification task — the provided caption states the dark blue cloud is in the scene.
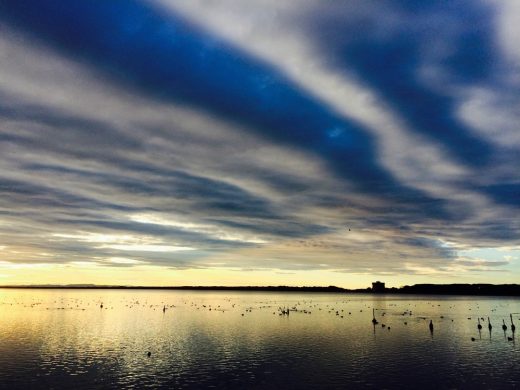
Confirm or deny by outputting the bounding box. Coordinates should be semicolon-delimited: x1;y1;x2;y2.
481;183;520;208
0;0;447;215
398;237;456;260
22;162;278;217
0;177;136;212
12;162;330;241
0;99;143;152
305;0;496;166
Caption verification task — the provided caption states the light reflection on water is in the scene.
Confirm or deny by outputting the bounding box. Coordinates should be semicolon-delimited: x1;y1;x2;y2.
0;289;519;389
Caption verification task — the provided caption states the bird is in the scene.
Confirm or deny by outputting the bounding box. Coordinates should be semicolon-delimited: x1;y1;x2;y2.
477;318;482;330
510;314;516;333
147;351;151;357
471;337;476;341
429;320;434;332
372;309;378;325
502;319;508;331
488;317;492;331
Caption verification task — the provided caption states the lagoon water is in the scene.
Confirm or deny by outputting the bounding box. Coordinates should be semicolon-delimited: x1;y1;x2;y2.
1;289;519;389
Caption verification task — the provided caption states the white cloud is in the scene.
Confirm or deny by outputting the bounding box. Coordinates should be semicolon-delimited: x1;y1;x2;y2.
99;244;194;252
489;0;520;70
106;257;146;265
458;87;520;147
130;213;268;244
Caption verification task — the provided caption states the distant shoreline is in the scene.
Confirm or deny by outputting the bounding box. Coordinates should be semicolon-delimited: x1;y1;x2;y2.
1;284;520;296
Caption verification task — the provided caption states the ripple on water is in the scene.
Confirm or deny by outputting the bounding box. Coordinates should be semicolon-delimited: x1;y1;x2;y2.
0;290;519;388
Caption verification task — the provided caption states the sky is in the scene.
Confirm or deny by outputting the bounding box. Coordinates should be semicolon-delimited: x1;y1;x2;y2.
0;1;519;288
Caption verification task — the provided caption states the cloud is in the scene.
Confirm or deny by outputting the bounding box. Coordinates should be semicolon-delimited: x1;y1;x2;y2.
0;1;519;282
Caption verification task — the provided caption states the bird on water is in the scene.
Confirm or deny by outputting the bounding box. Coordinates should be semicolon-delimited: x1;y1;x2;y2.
488;317;492;331
477;318;482;331
372;308;378;325
429;320;434;332
502;319;508;331
510;314;516;333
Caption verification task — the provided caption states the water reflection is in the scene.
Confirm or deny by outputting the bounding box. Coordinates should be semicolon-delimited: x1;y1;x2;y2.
0;289;520;388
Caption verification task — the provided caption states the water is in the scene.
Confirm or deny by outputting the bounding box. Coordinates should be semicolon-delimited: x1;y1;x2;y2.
0;289;519;389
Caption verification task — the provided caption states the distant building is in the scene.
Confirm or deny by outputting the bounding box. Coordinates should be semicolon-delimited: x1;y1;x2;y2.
372;281;385;293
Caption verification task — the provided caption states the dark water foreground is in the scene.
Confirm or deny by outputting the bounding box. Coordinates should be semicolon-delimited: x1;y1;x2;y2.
0;289;519;389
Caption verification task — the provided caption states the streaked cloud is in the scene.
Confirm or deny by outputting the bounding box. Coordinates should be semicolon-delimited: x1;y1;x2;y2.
0;1;519;286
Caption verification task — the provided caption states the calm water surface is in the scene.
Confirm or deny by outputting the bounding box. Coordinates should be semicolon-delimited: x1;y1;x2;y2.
0;289;519;389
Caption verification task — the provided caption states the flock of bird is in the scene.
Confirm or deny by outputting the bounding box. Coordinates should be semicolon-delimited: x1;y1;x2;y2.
370;307;518;342
2;294;519;358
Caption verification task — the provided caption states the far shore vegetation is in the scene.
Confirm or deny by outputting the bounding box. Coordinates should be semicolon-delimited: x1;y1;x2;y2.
2;284;520;296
